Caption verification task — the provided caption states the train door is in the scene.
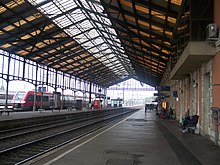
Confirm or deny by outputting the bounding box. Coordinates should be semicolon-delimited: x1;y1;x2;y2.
76;99;82;110
53;92;61;109
42;94;50;109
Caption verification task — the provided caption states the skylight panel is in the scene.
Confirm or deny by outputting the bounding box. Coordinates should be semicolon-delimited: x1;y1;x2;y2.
32;0;47;4
107;54;116;59
57;0;75;11
43;3;60;15
103;32;111;39
73;33;86;43
90;1;103;13
102;17;112;26
72;9;87;22
81;20;94;30
89;47;98;53
80;0;91;9
68;26;82;36
54;15;73;28
101;43;109;49
89;13;99;22
96;22;105;29
28;0;133;77
93;37;104;45
105;49;112;54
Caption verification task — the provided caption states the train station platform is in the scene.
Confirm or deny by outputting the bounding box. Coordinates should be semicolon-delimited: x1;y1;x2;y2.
0;109;81;121
25;109;220;165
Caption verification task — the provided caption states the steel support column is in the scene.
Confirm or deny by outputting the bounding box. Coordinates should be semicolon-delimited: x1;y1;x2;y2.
4;54;11;110
89;81;92;108
33;65;39;111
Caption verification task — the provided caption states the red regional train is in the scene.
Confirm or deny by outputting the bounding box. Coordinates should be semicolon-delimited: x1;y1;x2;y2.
12;91;87;111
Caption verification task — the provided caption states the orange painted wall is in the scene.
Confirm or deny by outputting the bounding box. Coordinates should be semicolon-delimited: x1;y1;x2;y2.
212;52;220;108
214;0;220;27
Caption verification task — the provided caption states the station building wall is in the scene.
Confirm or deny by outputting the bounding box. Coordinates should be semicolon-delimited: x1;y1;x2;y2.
163;0;220;145
168;51;220;144
159;0;220;145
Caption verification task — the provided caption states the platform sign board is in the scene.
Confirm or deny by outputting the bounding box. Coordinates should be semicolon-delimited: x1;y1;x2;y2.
158;95;169;99
95;94;105;99
155;86;170;91
173;91;178;97
154;93;166;97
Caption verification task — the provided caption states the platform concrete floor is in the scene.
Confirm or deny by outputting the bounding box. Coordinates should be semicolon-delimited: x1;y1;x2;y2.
26;109;220;165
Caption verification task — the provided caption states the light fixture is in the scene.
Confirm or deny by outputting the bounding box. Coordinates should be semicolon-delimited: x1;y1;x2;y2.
193;83;198;88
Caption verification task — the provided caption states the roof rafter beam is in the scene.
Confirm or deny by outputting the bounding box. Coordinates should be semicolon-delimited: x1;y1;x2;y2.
101;1;174;32
75;57;122;77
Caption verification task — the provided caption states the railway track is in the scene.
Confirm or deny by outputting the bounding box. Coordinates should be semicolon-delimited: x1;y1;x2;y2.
0;110;110;143
0;108;138;165
0;114;109;151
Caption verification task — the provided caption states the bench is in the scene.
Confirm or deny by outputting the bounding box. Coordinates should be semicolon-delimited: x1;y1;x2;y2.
188;115;199;133
67;106;74;111
38;109;45;112
0;109;14;115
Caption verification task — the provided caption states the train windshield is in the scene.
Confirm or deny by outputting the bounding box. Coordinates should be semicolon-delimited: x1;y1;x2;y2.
14;92;26;101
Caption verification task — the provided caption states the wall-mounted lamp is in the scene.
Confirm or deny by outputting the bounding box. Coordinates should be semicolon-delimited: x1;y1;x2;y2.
193;83;198;88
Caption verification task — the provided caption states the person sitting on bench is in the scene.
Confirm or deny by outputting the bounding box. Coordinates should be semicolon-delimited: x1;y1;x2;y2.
188;115;199;133
182;111;191;133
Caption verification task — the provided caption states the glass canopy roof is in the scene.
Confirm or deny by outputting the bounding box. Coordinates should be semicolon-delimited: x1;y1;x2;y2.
0;0;189;87
28;0;134;78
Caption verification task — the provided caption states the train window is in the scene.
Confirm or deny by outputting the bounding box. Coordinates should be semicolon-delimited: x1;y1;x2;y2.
0;94;5;99
14;92;25;101
43;96;49;102
35;95;48;102
36;96;41;101
8;94;14;99
69;96;72;100
0;94;14;100
27;94;34;101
